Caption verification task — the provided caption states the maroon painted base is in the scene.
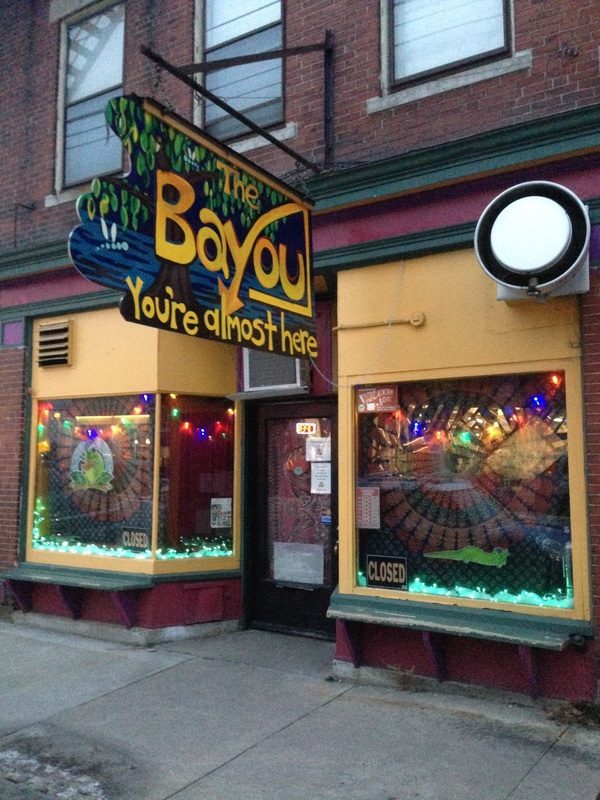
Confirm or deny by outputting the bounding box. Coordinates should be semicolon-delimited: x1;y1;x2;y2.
17;578;243;629
335;621;597;702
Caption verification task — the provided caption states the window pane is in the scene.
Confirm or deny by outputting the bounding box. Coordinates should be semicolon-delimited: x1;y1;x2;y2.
393;0;506;81
158;396;235;560
67;4;124;104
206;0;281;49
64;87;122;186
205;24;283;138
356;373;574;609
33;395;155;559
64;4;124;185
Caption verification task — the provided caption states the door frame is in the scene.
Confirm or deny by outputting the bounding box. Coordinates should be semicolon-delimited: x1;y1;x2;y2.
243;397;338;637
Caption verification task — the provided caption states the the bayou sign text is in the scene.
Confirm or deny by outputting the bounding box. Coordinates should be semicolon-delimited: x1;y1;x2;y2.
69;96;317;358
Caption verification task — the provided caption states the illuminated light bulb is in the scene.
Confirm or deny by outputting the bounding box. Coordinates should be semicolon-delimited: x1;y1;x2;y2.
171;408;180;419
145;438;151;445
227;407;235;416
550;374;561;386
170;393;177;399
133;405;143;415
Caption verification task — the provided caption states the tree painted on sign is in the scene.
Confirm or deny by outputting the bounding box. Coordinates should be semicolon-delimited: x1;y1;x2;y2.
69;95;316;357
72;95;288;314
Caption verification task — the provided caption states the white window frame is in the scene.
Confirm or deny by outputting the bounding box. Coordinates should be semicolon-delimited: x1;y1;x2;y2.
53;0;124;196
369;0;531;115
389;0;511;87
194;0;286;143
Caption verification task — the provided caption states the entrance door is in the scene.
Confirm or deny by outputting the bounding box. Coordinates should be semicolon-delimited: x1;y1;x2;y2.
246;400;337;638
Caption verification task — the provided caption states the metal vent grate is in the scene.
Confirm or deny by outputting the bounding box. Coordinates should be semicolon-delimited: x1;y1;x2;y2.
37;320;72;367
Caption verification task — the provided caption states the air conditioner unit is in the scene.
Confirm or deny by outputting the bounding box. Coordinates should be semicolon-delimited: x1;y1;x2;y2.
231;348;310;399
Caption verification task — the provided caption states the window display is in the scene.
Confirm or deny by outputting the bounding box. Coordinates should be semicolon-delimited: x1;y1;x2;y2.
32;393;236;563
158;395;235;559
33;394;155;558
356;373;573;608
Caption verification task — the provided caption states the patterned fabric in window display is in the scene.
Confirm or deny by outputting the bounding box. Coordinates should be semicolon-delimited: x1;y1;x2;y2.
357;373;573;607
34;395;154;556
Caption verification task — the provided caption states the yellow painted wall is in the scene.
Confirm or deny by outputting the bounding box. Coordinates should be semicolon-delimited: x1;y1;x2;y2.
157;326;237;395
336;250;589;619
337;251;580;380
31;307;237;399
28;306;239;574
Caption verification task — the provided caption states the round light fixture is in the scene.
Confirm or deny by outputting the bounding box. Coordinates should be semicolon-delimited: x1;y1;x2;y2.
475;181;590;297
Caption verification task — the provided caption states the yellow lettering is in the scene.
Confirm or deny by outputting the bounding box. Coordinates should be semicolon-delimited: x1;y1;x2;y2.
125;275;144;320
155;171;196;264
216;160;236;196
183;310;199;336
197;208;229;278
253;237;280;289
279;248;306;301
245;183;259;209
204;308;220;335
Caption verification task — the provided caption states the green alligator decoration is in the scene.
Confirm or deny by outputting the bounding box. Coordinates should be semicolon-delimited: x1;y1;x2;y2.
424;546;509;567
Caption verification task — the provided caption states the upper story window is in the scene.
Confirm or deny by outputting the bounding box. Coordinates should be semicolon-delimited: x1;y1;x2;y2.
204;0;283;140
62;3;124;187
390;0;510;86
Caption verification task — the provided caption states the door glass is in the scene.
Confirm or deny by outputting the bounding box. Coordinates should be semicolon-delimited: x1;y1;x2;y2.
266;417;333;587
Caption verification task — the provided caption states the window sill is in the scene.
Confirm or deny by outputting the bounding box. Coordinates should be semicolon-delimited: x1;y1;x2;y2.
327;589;592;651
367;50;532;115
229;122;298;154
44;185;88;208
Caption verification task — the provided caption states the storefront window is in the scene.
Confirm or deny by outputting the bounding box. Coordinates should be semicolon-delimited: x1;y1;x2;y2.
34;394;155;558
32;393;236;563
356;373;573;608
158;395;235;560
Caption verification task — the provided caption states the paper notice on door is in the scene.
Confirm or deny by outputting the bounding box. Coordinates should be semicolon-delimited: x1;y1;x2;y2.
306;436;331;462
210;497;232;528
273;542;324;585
311;462;331;494
356;486;380;529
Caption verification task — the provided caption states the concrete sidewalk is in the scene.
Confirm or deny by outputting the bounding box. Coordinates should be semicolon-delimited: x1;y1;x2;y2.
1;617;599;800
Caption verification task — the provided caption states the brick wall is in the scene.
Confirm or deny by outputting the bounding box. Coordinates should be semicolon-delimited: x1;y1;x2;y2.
581;270;600;674
3;0;600;257
0;348;26;569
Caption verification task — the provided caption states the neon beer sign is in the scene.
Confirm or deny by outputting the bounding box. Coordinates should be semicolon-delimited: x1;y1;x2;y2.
69;96;317;358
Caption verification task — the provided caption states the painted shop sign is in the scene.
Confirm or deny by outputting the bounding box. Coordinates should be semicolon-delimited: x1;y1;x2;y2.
69;96;317;358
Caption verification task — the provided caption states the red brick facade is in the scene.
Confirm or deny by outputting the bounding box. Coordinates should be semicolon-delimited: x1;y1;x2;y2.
2;0;600;698
3;1;600;257
0;348;26;569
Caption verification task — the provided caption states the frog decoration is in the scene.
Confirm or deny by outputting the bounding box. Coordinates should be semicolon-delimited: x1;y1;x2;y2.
69;437;114;492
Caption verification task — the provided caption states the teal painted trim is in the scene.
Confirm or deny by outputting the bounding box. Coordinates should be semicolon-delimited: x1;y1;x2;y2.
1;565;154;590
314;222;475;272
308;105;600;210
151;570;241;584
0;241;70;281
0;289;121;324
18;316;34;560
1;564;241;586
314;200;600;273
328;589;593;650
